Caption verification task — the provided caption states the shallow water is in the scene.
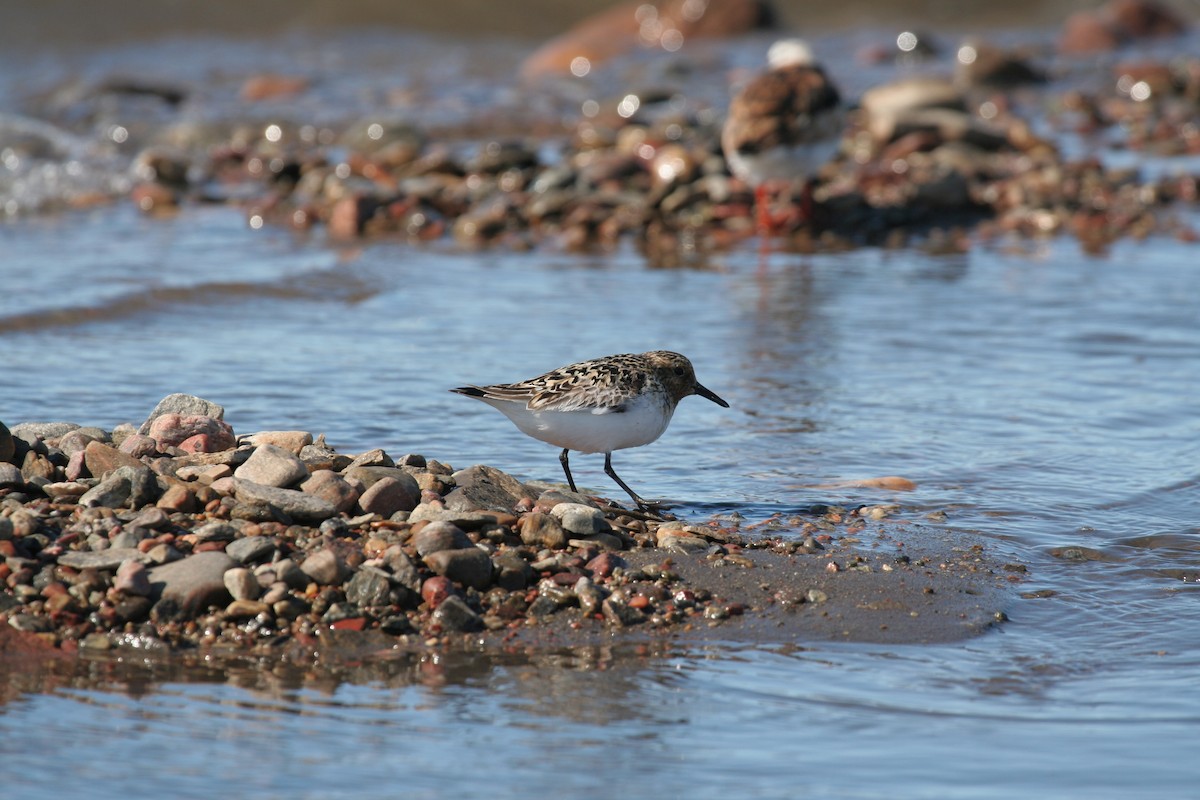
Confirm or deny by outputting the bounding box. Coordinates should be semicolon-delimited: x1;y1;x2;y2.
3;10;1200;799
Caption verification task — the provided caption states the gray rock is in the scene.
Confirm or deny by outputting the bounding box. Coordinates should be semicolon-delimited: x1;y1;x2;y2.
272;557;309;589
444;465;530;512
299;470;359;513
58;546;148;573
406;505;503;529
130;507;172;530
342;465;411;490
493;550;533;590
226;535;276;564
357;475;420;517
147;551;235;615
110;528;152;549
383;547;422;594
229;478;337;524
300;548;348;585
114;559;152;596
413;521;473;556
519;512;568;549
139;393;225;435
57;429;99;457
191;521;238;542
345;449;394;470
550;503;608;536
345;566;396;607
0;462;24;489
432;594;482;632
78;465;157;509
575;576;606;617
423;547;493;590
602;597;644;627
234;444;309;488
223;567;260;601
10;422;80;441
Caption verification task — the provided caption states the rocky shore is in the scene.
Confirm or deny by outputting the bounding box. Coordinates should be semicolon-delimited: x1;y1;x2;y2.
0;394;1015;663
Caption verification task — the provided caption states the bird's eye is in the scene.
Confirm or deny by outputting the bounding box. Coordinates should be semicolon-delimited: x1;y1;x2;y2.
673;366;687;376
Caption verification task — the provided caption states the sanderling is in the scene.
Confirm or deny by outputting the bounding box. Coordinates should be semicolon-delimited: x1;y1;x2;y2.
722;38;845;234
451;351;729;509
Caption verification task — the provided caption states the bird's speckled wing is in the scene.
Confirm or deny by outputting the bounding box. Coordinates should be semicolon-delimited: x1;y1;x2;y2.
464;355;652;413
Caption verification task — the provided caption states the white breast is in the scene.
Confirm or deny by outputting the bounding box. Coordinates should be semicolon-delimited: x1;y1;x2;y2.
487;392;675;454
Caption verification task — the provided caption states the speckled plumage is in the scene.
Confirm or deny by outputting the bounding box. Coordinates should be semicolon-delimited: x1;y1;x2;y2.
722;39;844;232
451;351;729;508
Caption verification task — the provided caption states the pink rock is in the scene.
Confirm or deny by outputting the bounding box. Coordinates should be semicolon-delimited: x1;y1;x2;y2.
114;559;152;597
148;413;236;450
421;576;453;609
119;434;159;458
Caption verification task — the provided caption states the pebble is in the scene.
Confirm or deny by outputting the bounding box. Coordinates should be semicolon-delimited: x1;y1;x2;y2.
138;394;225;435
233;444;309;488
147;551;236;617
226;535;276;564
550;503;607;536
58;548;149;571
357;475;420;517
227;478;338;524
413;521;473;556
114;559;152;596
300;548;349;586
518;512;568;549
432;594;482;632
0;463;23;489
223;567;260;601
299;470;360;513
423;547;494;591
344;566;395;607
242;430;313;453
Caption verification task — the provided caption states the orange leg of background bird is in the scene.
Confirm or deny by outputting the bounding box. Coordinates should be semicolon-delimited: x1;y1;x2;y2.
754;184;772;238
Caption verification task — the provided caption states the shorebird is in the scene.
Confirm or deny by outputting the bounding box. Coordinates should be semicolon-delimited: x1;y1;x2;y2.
451;351;729;509
721;39;845;235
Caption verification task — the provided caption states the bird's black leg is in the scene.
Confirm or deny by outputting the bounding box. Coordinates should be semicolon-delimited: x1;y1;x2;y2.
559;448;579;493
603;452;649;509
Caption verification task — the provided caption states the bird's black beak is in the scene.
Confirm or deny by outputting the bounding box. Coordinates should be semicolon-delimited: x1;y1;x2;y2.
694;382;730;408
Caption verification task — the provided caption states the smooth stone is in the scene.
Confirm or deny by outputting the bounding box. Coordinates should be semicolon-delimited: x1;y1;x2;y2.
602;597;644;627
146;542;182;565
147;551;236;615
228;478;338;524
575;576;606;617
42;481;89;500
357;475;420;517
342;465;413;490
10;422;80;441
443;465;530;512
272;558;309;589
412;521;473;557
118;434;159;458
382;547;422;593
110;528;151;549
138;393;225;434
550;503;607;536
518;512;568;549
300;548;348;585
223;567;260;601
148;414;236;450
344;566;398;607
191;521;237;542
78;465;157;509
83;441;145;478
423;547;493;590
242;430;313;454
345;449;394;469
130;507;171;530
492;550;533;590
226;535;276;564
114;559;152;596
299;470;359;513
156;483;196;512
234;444;309;488
658;534;710;555
0;463;23;489
56;429;99;457
406;505;502;530
224;599;271;619
432;594;482;632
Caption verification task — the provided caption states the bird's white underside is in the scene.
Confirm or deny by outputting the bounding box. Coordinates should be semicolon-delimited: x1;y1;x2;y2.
479;391;674;454
726;130;842;187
